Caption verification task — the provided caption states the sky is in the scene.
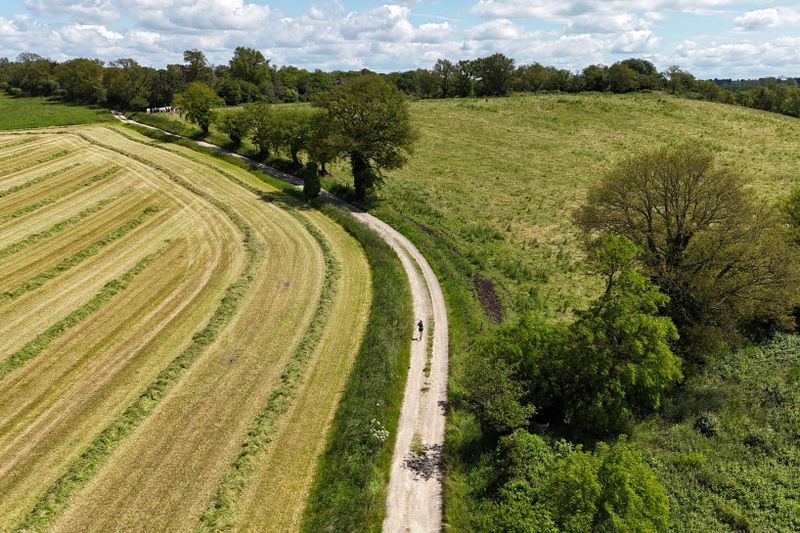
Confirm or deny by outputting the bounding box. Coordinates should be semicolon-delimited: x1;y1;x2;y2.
1;0;799;78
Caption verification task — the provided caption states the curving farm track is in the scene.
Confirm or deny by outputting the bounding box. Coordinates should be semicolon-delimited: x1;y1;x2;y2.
0;125;371;531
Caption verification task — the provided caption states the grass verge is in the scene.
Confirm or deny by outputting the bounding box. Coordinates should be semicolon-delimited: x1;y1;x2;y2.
300;204;412;533
14;135;266;533
198;211;340;532
0;249;162;382
3;206;160;299
0;191;128;260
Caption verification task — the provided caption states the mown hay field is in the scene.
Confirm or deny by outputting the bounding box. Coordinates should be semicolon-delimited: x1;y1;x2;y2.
0;123;371;532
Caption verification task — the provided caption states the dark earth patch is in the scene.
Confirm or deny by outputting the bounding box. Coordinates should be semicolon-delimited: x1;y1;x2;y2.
473;273;503;323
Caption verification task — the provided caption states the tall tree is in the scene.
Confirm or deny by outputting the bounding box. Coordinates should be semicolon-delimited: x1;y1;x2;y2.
55;58;106;103
313;74;416;199
173;82;223;133
229;46;270;87
433;58;456;98
474;53;515;96
576;144;800;349
183;49;212;84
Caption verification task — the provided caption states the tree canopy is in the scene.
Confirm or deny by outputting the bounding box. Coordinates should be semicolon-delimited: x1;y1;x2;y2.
313;74;415;198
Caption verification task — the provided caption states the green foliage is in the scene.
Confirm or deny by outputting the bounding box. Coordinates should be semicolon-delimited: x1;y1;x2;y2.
608;63;639;93
634;334;800;532
174;81;223;133
302;205;412;533
214;107;251;147
560;235;682;434
474;53;515;96
54;58;106;104
247;101;275;156
476;433;670;533
314;74;415;198
228;46;271;87
577;143;800;352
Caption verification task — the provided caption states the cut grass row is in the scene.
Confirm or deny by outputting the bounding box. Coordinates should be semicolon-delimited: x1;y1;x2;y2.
3;206;161;300
0;149;72;177
0;191;128;260
14;134;266;531
0;166;121;225
0;162;82;199
199;211;341;532
0;248;162;384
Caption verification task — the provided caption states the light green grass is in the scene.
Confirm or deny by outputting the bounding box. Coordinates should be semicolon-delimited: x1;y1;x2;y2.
0;96;112;130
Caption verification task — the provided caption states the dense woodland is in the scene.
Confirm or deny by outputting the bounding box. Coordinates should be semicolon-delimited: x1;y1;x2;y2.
1;49;799;119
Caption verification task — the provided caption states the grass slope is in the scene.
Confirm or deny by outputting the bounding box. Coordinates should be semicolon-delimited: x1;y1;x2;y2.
0;95;112;130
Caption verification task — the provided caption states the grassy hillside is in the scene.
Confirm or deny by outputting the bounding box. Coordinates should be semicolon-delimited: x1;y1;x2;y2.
352;93;800;321
0;95;112;129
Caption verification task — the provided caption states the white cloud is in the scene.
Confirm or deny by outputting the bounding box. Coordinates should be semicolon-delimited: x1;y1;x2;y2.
734;6;800;31
24;0;118;24
469;18;528;40
612;29;660;53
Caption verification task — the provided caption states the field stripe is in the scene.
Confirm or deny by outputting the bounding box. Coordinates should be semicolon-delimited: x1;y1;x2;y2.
0;191;129;260
0;249;163;383
0;136;37;151
198;212;341;532
2;206;161;300
0;162;83;199
0;149;73;177
13;137;266;533
0;166;121;225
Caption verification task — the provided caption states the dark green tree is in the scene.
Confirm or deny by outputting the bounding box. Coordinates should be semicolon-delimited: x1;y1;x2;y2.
182;49;212;84
173;81;223;133
576;144;800;349
55;58;106;103
215;108;252;147
559;235;682;433
313;74;415;199
475;53;515;96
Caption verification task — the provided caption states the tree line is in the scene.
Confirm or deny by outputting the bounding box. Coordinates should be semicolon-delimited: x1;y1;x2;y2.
2;50;799;120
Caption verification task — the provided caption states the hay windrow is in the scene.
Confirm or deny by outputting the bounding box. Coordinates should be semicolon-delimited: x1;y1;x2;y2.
0;166;122;225
0;249;164;382
198;211;340;532
3;206;161;300
0;190;130;260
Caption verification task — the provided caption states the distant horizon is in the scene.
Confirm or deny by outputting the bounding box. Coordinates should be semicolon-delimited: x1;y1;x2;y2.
1;1;799;79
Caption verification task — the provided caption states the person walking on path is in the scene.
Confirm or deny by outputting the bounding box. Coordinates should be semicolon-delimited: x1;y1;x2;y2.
417;320;424;341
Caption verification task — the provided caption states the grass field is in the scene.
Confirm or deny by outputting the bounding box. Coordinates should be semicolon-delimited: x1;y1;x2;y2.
0;95;112;130
0;123;374;531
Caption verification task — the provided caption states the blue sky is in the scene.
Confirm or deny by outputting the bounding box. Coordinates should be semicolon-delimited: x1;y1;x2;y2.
1;1;799;77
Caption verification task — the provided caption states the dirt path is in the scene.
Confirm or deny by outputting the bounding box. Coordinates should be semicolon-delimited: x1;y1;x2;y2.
113;113;450;532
